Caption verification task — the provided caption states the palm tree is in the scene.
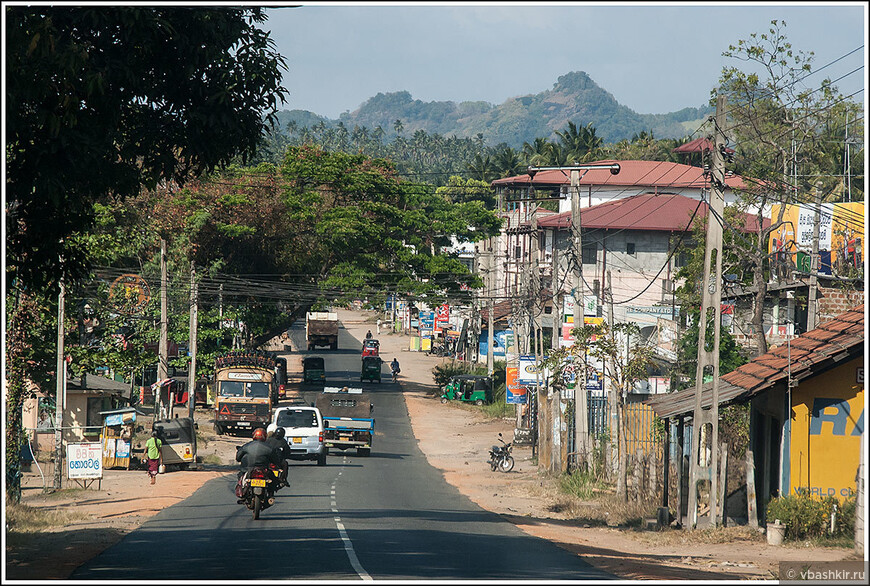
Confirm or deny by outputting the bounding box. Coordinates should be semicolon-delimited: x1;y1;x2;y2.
494;146;523;178
466;153;495;182
394;119;404;136
522;137;552;166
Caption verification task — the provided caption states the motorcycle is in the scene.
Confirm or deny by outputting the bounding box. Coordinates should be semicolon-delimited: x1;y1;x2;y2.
235;465;277;520
488;432;515;473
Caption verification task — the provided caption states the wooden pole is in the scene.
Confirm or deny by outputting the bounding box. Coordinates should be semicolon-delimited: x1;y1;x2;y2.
746;448;759;530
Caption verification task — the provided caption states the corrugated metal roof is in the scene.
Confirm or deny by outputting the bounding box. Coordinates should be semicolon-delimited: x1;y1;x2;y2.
491;160;746;190
646;305;865;419
536;193;769;233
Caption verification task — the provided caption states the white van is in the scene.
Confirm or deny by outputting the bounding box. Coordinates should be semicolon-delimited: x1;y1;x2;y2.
267;405;327;466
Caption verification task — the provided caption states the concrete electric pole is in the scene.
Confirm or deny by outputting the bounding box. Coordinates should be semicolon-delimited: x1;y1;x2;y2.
688;94;728;528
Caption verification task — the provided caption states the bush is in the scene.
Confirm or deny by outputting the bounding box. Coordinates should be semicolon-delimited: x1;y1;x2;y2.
766;493;852;540
431;361;486;391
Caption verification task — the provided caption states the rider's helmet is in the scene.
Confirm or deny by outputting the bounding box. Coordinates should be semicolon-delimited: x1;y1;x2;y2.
273;427;286;440
253;428;267;441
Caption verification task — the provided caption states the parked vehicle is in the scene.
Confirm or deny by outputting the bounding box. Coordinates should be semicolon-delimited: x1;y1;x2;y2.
440;375;493;406
360;355;382;383
235;463;277;520
267;405;327;466
488;433;514;472
306;312;339;351
152;417;196;470
213;351;277;435
361;338;379;358
315;387;374;456
302;356;326;384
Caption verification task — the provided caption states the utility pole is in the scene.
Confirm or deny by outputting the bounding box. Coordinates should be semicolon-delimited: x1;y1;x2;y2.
486;244;495;375
806;181;822;331
571;169;590;469
552;246;561;353
606;270;617;478
158;238;168;383
187;264;199;468
54;279;66;490
688;94;727;529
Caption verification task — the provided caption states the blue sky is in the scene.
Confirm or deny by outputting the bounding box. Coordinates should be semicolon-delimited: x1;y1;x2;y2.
263;2;867;119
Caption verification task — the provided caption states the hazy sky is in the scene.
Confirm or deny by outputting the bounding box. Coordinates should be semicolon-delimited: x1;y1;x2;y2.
264;2;867;119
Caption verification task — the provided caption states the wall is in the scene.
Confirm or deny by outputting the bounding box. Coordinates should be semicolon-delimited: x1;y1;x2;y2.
787;357;864;501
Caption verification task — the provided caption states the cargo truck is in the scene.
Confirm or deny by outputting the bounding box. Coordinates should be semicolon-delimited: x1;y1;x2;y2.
315;387;374;456
306;311;339;351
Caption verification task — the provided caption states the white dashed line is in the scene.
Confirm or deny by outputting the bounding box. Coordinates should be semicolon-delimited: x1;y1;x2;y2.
331;478;371;581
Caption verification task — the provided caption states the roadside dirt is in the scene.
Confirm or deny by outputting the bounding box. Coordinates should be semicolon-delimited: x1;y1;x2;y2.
5;309;858;580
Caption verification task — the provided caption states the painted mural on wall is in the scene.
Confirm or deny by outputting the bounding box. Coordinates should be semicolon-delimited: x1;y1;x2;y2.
789;358;864;500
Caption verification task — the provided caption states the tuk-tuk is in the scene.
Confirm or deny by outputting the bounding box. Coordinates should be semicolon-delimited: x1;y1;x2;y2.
440;375;493;406
360;356;382;383
361;338;379;358
302;356;326;384
153;417;196;470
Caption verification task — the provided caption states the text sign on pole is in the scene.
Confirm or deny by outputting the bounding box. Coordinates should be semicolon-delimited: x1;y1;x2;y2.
505;366;527;404
67;442;103;479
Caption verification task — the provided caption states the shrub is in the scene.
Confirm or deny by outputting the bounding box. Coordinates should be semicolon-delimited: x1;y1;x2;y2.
766;493;851;540
431;361;486;391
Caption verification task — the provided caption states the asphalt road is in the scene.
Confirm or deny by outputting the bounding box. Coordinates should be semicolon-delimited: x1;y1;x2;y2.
72;319;613;580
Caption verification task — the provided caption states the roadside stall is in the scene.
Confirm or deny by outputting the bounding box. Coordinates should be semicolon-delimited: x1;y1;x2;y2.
100;407;138;470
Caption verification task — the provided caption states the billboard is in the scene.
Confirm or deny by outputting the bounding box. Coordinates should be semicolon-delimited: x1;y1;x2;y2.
769;202;864;275
505;365;528;404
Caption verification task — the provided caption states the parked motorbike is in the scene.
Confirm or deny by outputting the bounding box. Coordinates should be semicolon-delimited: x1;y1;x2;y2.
235;465;277;520
488;432;514;473
427;343;447;357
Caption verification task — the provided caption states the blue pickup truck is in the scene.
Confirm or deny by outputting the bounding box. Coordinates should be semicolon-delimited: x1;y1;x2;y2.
315;387;374;456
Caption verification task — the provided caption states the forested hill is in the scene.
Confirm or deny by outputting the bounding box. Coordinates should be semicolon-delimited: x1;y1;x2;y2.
277;71;711;147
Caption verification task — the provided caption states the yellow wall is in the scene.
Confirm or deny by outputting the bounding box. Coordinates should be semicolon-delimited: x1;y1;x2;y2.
789;357;864;500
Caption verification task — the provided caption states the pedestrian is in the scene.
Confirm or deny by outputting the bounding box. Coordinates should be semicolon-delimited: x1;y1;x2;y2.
376;318;381;335
365;329;373;339
145;429;162;485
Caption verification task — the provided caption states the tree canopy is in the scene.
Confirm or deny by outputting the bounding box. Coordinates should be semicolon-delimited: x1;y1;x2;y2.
6;6;289;291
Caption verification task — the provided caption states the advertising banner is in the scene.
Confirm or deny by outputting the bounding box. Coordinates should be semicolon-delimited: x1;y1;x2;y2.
518;354;548;385
67;442;103;479
769;202;864;274
505;365;527;404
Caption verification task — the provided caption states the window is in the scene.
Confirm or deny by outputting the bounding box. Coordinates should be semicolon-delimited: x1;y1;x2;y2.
515;245;522;259
626;242;636;255
675;249;690;268
277;409;318;428
582;245;597;265
544;305;553;314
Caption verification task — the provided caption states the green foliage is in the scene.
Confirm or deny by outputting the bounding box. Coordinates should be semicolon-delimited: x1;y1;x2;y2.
559;469;608;500
766;493;853;540
6;6;288;291
431;361;488;391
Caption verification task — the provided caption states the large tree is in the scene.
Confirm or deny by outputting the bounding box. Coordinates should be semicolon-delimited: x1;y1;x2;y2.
5;6;288;503
6;6;288;290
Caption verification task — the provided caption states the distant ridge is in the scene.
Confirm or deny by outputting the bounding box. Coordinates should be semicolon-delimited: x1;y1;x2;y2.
277;71;712;147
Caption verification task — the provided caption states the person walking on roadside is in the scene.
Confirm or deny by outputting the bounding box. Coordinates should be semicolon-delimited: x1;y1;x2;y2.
145;429;162;485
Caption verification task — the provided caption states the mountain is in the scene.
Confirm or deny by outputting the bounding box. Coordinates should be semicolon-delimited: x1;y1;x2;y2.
277;71;711;148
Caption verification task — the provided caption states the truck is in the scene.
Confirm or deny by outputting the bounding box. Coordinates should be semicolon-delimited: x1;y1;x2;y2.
213;351;277;435
315;387;374;456
306;311;340;351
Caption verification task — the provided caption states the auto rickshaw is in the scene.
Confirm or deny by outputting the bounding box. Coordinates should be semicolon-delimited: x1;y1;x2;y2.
360;355;382;383
440;375;493;406
302;356;326;384
361;338;379;358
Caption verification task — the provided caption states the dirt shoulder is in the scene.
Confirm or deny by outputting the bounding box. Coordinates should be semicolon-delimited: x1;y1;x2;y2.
5;309;858;580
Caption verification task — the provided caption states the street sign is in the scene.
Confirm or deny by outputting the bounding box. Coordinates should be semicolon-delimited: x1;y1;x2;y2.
67;443;103;479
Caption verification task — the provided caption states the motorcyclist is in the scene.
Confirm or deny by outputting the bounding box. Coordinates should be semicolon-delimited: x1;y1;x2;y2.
390;358;400;381
236;427;282;482
265;427;291;488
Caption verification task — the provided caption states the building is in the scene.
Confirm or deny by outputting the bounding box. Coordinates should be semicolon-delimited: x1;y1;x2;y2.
647;304;864;524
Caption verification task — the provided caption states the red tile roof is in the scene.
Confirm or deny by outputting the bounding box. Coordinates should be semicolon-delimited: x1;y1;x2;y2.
672;137;735;154
491;160;746;191
536;193;769;233
720;304;864;394
646;305;865;418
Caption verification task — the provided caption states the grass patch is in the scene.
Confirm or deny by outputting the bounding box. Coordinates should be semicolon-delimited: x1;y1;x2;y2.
798;534;856;549
201;454;223;466
37;488;92;500
559;469;609;500
5;502;89;533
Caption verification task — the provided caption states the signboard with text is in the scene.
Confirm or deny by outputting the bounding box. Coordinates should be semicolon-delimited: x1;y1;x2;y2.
67;442;103;479
505;365;527;404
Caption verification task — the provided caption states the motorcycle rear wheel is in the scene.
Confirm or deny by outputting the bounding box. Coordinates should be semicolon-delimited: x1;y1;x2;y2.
498;455;515;473
253;494;262;520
